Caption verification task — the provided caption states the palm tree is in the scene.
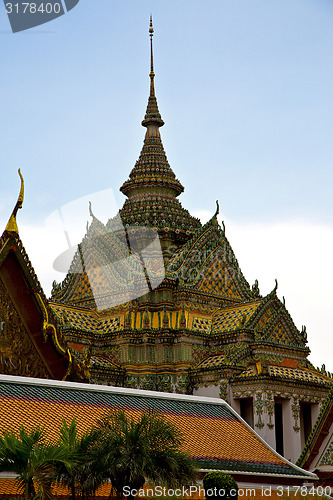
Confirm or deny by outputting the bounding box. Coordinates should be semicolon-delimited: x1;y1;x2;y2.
92;410;197;500
0;426;72;500
56;419;102;500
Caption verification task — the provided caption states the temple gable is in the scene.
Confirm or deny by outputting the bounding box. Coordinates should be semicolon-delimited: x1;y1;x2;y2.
0;278;50;378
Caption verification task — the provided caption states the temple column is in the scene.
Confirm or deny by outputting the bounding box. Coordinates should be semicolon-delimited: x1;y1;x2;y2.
263;391;276;449
282;396;302;463
253;391;276;449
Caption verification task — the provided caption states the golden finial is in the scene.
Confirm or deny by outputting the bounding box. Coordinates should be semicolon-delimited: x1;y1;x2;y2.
214;200;220;217
149;15;155;97
5;169;24;233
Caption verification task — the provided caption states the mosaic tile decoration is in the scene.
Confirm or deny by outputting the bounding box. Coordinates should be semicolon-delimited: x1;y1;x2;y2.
212;302;261;333
198;355;226;369
268;366;331;386
192;317;211;333
50;303;121;334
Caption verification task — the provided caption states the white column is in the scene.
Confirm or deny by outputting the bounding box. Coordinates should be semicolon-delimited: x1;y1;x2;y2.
252;391;276;448
262;391;276;449
282;397;302;463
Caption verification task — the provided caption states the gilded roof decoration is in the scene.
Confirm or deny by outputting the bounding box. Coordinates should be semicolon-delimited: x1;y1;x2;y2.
5;169;24;234
0;279;50;379
51;217;165;309
268;366;332;386
50;303;122;334
212;300;262;333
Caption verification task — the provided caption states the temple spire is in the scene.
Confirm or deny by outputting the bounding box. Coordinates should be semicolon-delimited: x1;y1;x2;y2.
118;19;201;244
142;17;164;128
6;169;24;233
149;15;155;97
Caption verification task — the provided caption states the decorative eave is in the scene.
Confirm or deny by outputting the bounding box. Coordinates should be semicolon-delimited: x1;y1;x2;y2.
5;169;24;234
230;369;332;390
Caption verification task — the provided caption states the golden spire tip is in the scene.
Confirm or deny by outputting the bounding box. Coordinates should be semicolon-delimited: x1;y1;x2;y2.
5;169;24;234
149;15;155;97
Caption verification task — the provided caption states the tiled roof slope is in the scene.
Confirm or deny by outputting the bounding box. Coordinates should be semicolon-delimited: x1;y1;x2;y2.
0;375;315;481
212;300;262;332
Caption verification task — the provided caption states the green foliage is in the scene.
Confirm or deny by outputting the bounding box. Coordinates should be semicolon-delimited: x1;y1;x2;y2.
0;412;198;500
0;426;72;500
203;471;238;500
56;419;101;500
93;409;198;499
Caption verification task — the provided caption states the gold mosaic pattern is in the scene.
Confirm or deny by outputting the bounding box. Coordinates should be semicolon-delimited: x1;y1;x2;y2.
268;366;331;385
198;355;226;369
0;385;286;466
50;303;121;334
192;317;211;333
213;301;261;333
268;323;292;345
238;365;257;378
197;258;242;300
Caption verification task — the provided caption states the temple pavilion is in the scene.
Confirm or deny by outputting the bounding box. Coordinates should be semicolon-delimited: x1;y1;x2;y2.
0;20;332;464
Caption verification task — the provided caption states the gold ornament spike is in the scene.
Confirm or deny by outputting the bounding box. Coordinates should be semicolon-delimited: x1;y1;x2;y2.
6;169;24;233
149;15;155;97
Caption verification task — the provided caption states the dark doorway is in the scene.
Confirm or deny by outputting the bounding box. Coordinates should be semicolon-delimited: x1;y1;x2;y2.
275;402;284;456
300;403;312;446
240;398;254;428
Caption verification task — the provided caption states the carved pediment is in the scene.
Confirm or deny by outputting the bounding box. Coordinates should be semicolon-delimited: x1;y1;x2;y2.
253;299;306;348
0;278;50;378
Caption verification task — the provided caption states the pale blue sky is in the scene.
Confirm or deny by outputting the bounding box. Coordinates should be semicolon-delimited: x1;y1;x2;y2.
1;0;333;224
1;0;333;369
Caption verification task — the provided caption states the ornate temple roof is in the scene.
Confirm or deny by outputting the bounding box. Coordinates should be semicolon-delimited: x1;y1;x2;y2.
0;172;71;381
118;18;201;242
0;374;316;486
167;214;257;303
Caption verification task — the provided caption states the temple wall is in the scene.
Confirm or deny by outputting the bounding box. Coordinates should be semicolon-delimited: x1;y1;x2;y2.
193;384;220;399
